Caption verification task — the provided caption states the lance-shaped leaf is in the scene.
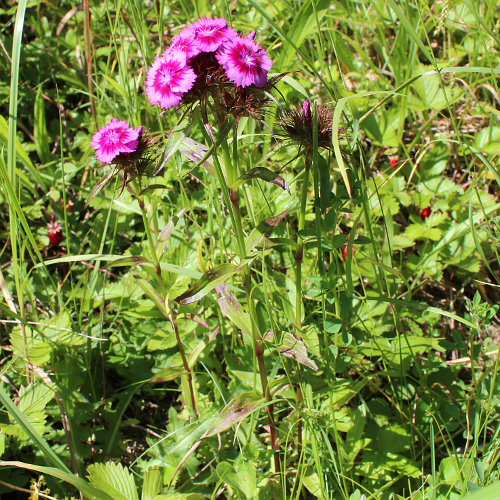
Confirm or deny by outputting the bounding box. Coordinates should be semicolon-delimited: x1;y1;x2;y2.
278;332;318;371
106;256;152;268
138;184;174;196
179;137;214;175
150;366;184;383
206;393;265;437
215;283;252;339
174;263;239;305
86;169;116;207
156;207;188;257
236;167;290;194
246;210;288;253
134;275;168;317
153;116;194;175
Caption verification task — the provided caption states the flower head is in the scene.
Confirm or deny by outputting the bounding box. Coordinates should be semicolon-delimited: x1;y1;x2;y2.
145;51;197;109
279;100;333;150
216;36;273;88
191;17;237;52
90;118;141;163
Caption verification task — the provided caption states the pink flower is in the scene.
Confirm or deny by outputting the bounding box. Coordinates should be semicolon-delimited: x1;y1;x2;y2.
216;36;273;87
191;17;237;52
166;26;201;59
90;118;141;163
145;51;197;109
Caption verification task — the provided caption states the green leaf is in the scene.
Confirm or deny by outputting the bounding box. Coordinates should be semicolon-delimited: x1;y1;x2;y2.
303;472;322;498
474;126;500;156
34;86;50;164
10;324;52;365
0;386;70;472
277;0;331;69
245;211;288;253
236;167;290;194
178;136;214;176
215;283;252;339
15;383;53;434
106;256;153;268
216;458;257;498
174;263;239;305
207;393;265;437
409;64;463;111
0;461;113;500
135;276;168;316
278;332;318;371
463;482;500;500
87;462;139;500
141;467;162;500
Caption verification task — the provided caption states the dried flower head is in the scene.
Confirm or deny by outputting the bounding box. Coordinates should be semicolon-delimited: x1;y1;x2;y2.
279;100;333;151
90;118;141;163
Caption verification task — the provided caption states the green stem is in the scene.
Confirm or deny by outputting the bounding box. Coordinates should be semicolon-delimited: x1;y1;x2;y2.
220;137;281;474
168;309;198;419
132;180;164;292
295;152;311;331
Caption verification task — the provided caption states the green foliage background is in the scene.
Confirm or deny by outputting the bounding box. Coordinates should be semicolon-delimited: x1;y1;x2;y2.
0;0;499;498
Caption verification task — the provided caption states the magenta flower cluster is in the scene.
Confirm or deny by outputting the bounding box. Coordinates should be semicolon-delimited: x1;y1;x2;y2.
145;18;273;109
91;18;273;164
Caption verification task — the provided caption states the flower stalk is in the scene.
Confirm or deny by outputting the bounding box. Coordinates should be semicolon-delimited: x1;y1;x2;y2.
168;308;199;419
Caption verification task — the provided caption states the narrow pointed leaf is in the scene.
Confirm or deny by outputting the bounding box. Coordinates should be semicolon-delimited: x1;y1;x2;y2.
106;256;152;268
279;332;318;371
135;275;168;316
179;137;214;175
246;210;288;253
174;263;238;305
139;184;174;196
86;169;116;207
238;167;290;194
215;283;252;338
206;393;265;437
34;86;50;163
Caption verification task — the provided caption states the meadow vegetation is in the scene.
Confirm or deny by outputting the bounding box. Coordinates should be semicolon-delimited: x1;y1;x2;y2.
0;0;499;498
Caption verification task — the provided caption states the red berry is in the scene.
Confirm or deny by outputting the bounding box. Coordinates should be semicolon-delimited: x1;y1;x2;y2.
421;207;432;220
47;221;63;247
389;155;398;168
